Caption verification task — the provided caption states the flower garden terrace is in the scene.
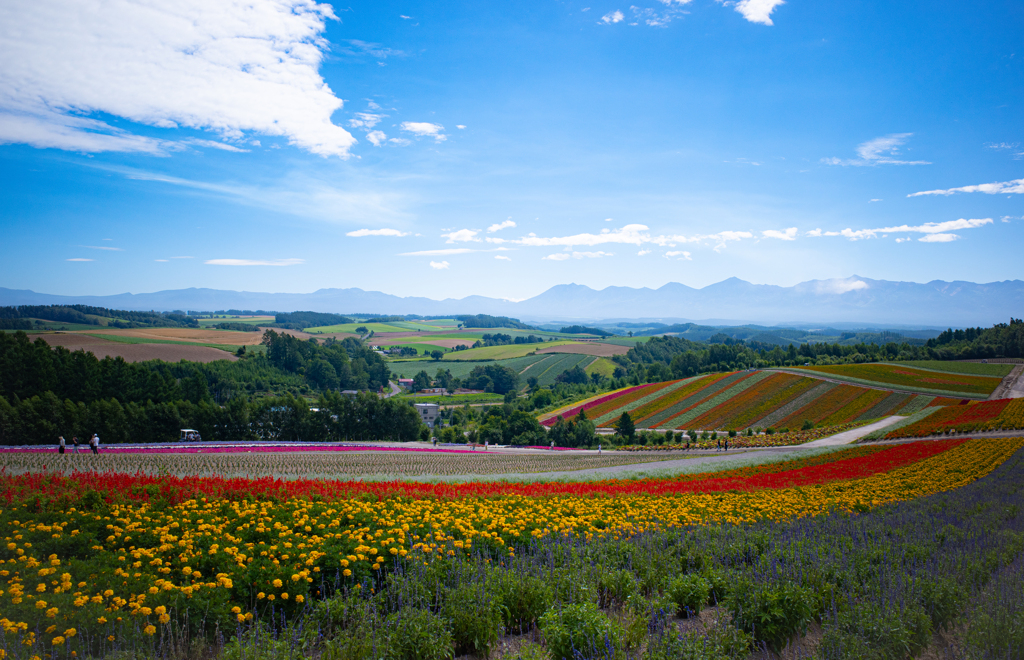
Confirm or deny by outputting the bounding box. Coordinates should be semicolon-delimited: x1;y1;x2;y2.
0;438;1021;658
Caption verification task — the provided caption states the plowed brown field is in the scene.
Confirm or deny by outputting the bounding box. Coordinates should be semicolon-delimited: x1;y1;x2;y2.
75;327;262;345
31;334;237;363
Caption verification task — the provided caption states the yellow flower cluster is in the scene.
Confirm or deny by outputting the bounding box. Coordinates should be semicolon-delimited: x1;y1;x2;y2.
0;438;1018;653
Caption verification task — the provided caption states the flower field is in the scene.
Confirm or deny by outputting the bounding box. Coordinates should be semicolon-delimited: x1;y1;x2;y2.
884;398;1024;439
542;369;953;432
0;438;1020;658
0;450;674;479
785;363;1003;398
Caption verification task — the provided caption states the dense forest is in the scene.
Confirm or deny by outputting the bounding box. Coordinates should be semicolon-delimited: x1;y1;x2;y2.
453;314;533;329
0;304;198;329
0;330;416;445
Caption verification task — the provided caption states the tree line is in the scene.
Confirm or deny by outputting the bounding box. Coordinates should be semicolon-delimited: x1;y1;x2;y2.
0;304;198;329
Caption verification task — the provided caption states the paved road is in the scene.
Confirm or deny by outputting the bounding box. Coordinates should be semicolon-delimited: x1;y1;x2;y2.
800;415;905;447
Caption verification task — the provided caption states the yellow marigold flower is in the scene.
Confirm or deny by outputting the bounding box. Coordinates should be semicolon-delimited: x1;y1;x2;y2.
291;574;300;582
295;594;304;604
64;628;76;638
256;592;265;600
281;593;289;600
108;635;115;642
35;600;48;610
45;626;56;634
154;606;166;616
46;608;59;618
343;569;352;577
272;579;282;588
140;607;152;616
97;617;107;625
159;614;170;625
51;636;65;646
103;589;113;597
144;625;156;636
231;606;241;615
267;594;275;601
36;584;46;593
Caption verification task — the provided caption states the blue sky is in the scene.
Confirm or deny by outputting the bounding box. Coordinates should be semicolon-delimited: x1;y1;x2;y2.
0;0;1021;302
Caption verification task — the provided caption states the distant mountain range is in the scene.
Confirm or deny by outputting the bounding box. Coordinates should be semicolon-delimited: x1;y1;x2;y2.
2;276;1021;327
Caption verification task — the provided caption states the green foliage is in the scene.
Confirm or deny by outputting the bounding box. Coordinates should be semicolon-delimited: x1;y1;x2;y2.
644;621;752;660
539;601;625;660
0;304;198;328
440;582;505;657
490;571;553;632
724;578;816;651
615;411;635;438
273;311;354;329
559;325;612;337
463;364;520;394
667;574;711;618
383;607;455;660
455;314;533;329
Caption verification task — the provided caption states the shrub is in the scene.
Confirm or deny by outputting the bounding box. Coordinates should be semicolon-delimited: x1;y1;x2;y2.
668;574;711;618
491;571;553;632
384;607;455;660
644;620;752;660
540;601;625;660
918;575;964;629
725;578;816;651
820;601;932;660
597;568;640;608
440;583;505;657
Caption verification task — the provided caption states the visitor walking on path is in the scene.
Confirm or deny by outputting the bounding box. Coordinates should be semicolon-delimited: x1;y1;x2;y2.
58;436;65;455
724;438;729;452
89;434;100;455
72;436;79;454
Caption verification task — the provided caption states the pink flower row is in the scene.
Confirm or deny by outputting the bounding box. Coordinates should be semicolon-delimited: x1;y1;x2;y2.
0;444;479;455
541;385;648;427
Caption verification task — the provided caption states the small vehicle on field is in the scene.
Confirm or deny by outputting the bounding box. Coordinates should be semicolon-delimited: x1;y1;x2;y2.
179;428;201;442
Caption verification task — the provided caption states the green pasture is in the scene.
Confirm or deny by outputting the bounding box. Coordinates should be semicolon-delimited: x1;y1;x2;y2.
389;360;489;379
528;354;598;387
600;336;652;347
304;322;407;334
441;340;581;361
23;319;111;332
885;360;1015;378
586;357;618;378
197;316;273;326
83;333;251;354
379;342;447;356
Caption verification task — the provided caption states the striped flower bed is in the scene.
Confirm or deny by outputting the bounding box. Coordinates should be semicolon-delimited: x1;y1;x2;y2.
895;395;936;416
630;374;723;426
817;388;888;426
684;372;791;430
752;381;836;429
855;391;913;422
636;371;748;429
726;374;820;430
774;383;866;430
590;377;703;427
539;385;646;426
665;371;773;430
578;380;678;423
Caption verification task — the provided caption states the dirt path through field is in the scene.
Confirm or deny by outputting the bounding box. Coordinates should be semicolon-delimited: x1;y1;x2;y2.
990;365;1024;400
800;415;905;447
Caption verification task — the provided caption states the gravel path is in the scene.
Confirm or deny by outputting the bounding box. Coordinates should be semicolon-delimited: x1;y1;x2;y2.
801;415;905;447
990;365;1024;400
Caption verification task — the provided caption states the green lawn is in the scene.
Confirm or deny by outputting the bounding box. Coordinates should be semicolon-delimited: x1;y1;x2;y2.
304;322;408;334
600;337;652;347
586;357;618;378
83;333;248;354
886;360;1015;378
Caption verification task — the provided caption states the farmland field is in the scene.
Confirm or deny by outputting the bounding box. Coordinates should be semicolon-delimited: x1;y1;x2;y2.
77;326;263;346
585;356;617;378
540;369;958;430
535;342;630;356
887;359;1016;377
196;316;275;327
599;336;652;346
0;438;1021;659
441;340;581;361
783;363;1003;398
881;397;1024;439
28;333;238;363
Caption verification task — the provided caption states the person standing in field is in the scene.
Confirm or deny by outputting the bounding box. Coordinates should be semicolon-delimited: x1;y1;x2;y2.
89;434;99;455
58;436;66;455
72;436;80;454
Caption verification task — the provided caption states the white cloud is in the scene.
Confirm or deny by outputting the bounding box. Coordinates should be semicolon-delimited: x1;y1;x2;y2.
400;121;447;142
487;220;516;233
456;124;466;129
205;258;304;266
494;255;511;261
808;218;993;241
442;228;480;243
814;278;869;294
664;250;692;260
985;142;1019;150
346;228;409;237
170;256;193;259
349;113;384;129
66;258;93;262
629;1;693;27
761;227;797;241
429;260;450;270
188;139;249;153
600;10;624;23
543;253;570;261
637;249;652;256
908;178;1024;197
516;224;650;247
154;258;168;262
729;0;785;25
869;198;882;203
918;233;959;243
572;251;612;259
388;137;411;146
0;0;357;157
366;130;386;146
822;133;930;167
81;245;124;251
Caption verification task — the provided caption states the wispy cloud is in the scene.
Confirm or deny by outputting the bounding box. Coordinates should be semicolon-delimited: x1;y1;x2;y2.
822;133;930;166
761;227;797;241
337;40;406;60
187;139;249;153
366;130;387;146
400;122;447;142
807;218;993;242
0;0;356;157
429;261;450;270
442;229;480;243
487;220;516;233
600;10;624;24
543;253;570;261
66;258;93;262
80;245;124;251
908;178;1024;197
400;247;510;257
205;258;304;266
347;228;409;237
495;255;512;261
664;250;692;260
